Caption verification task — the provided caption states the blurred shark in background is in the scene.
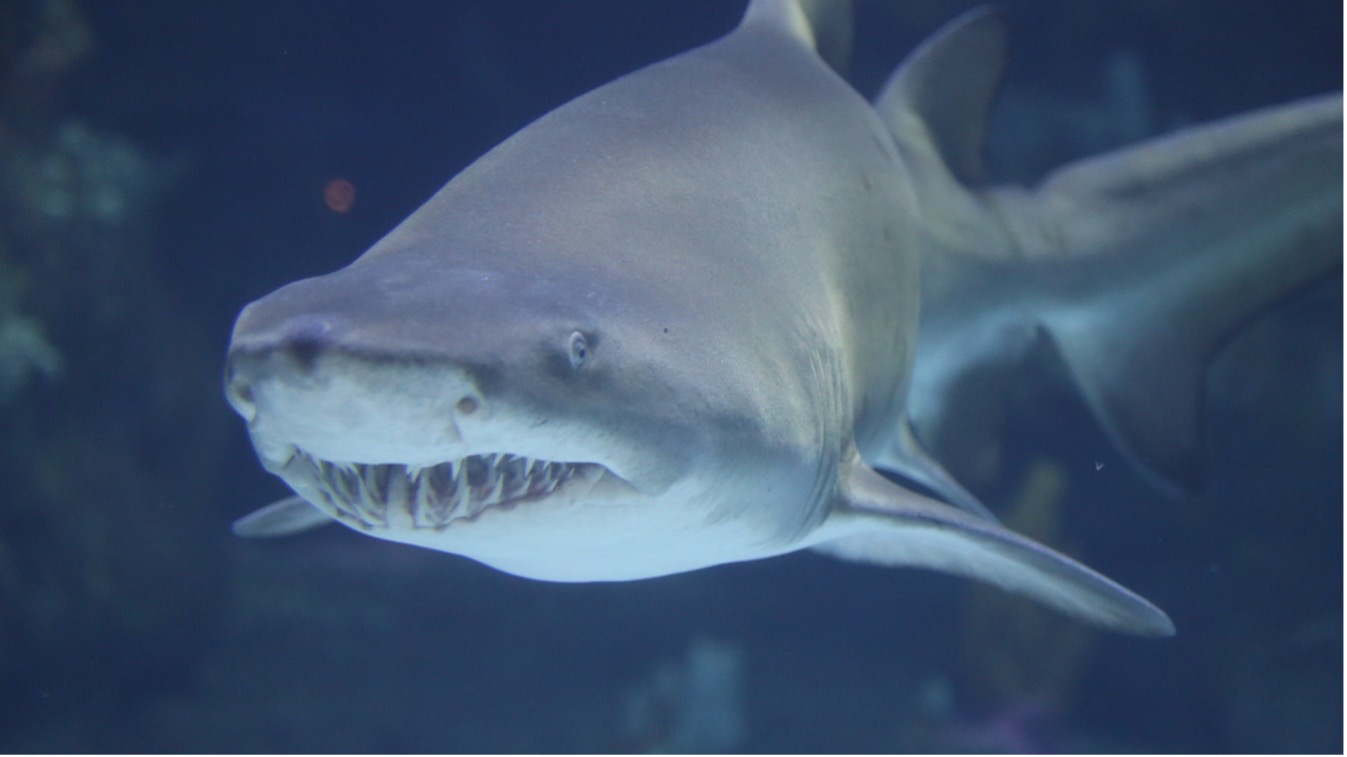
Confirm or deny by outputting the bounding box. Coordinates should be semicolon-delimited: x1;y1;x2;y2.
223;0;1341;637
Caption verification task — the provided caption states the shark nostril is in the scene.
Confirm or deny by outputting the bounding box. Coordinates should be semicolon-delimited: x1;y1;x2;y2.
456;396;481;416
277;316;335;371
225;375;258;422
288;336;324;371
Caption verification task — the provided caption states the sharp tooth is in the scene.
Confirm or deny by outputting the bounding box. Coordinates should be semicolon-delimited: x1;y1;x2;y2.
403;467;419;525
336;465;357;500
357;466;379;523
413;467;436;526
454;471;470;515
387;469;408;512
434;472;456;525
375;465;394;503
413;472;432;526
500;456;525;495
427;463;453;502
465;456;489;489
357;463;371;492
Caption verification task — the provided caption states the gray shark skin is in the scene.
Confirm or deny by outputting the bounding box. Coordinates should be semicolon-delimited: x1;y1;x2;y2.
224;0;1341;637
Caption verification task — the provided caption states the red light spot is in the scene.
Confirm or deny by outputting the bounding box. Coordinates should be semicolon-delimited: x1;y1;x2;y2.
324;178;356;213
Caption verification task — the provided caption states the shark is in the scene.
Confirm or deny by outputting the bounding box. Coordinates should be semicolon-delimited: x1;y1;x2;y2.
223;0;1341;637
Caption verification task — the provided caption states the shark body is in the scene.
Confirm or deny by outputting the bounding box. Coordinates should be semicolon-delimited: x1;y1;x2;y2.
224;0;1341;637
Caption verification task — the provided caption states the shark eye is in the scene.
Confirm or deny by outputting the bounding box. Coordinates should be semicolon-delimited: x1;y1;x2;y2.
567;331;589;369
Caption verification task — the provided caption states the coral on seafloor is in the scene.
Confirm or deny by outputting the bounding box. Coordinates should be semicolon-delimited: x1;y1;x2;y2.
0;239;61;403
0;0;228;743
619;637;747;753
957;460;1095;718
895;460;1096;753
0;311;62;401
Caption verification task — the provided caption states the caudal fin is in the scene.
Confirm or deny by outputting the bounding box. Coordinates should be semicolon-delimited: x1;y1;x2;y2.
873;5;1342;494
992;94;1342;491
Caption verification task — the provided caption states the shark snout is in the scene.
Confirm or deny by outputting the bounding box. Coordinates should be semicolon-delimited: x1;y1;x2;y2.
225;301;489;431
223;334;502;469
223;355;258;423
225;307;341;422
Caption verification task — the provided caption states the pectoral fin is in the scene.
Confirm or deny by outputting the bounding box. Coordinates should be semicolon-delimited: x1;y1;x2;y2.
232;496;333;538
812;457;1174;637
871;415;999;522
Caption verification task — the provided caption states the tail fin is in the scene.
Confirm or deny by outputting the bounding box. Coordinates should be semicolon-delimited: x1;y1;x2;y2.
874;8;1343;494
995;94;1342;491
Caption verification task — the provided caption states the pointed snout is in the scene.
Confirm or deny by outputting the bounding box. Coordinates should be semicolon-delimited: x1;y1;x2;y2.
223;295;493;466
223;254;597;466
226;343;487;427
224;266;494;431
226;300;337;411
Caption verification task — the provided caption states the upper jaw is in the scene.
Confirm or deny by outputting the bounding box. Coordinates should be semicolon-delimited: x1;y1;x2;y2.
271;444;640;532
230;348;683;526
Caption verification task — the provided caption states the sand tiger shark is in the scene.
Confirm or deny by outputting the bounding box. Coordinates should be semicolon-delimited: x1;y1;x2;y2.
224;0;1341;636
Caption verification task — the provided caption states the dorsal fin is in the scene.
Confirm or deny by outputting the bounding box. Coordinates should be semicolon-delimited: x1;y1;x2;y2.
739;0;853;76
876;7;1006;186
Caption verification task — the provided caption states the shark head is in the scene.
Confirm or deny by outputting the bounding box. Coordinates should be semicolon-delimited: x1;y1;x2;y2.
225;227;823;580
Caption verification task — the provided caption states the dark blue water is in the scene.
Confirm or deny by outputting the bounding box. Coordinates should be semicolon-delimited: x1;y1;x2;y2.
0;0;1339;752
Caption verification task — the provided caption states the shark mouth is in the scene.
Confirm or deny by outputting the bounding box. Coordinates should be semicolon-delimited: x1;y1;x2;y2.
289;449;607;530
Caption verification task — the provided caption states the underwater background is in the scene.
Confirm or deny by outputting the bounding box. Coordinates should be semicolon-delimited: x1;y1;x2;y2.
0;0;1340;752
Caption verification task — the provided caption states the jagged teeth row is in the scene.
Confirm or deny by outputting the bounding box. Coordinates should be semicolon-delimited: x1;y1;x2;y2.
302;452;578;529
